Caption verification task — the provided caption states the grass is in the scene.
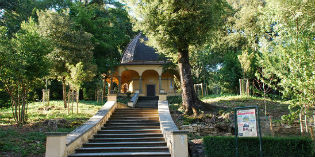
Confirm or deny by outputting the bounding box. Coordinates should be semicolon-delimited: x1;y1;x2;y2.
0;100;103;157
201;94;290;120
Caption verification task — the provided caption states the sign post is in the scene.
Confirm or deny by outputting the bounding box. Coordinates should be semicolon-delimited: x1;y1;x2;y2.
234;106;262;157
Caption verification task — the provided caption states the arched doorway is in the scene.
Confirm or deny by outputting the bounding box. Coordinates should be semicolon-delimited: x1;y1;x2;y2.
121;70;140;93
142;70;159;96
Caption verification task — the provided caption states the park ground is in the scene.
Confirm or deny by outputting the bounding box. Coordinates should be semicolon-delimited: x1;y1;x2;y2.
0;101;103;157
0;95;304;157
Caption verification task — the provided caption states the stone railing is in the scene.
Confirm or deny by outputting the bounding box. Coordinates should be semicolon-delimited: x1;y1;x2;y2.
128;93;139;108
158;100;188;157
45;98;118;157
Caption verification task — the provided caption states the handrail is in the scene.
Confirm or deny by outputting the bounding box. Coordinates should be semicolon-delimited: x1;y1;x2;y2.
158;100;188;157
128;93;139;107
45;100;118;157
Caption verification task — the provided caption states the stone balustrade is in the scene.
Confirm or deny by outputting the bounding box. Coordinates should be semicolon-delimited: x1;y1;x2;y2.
158;100;189;157
45;99;118;157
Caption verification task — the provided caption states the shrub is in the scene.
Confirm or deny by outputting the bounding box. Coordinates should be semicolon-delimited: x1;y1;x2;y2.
117;96;129;104
203;136;314;157
167;96;182;104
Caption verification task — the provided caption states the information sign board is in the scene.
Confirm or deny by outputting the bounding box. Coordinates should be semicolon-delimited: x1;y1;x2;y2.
237;109;257;137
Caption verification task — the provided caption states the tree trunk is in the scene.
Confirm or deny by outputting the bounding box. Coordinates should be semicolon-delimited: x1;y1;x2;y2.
62;77;67;108
76;89;79;114
178;47;202;115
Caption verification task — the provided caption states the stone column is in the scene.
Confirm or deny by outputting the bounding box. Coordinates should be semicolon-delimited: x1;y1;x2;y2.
118;76;121;94
139;76;142;94
159;75;162;94
45;132;67;157
110;76;113;94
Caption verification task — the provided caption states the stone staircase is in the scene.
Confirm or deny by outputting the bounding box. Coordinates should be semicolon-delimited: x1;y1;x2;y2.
135;96;159;108
68;108;170;157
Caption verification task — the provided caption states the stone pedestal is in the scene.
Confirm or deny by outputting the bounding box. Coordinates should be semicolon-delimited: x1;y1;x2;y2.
159;94;167;101
45;132;67;157
171;130;189;157
107;94;117;101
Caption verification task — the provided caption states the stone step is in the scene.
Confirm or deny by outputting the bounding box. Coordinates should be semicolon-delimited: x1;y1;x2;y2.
97;129;161;134
138;96;159;100
110;114;159;118
68;106;169;157
136;102;158;104
75;147;169;153
82;141;167;147
135;106;158;109
110;116;159;119
94;133;163;138
102;126;160;130
109;117;159;121
115;109;157;112
113;112;158;115
89;137;165;142
115;109;157;111
69;152;171;157
108;120;159;123
106;122;160;126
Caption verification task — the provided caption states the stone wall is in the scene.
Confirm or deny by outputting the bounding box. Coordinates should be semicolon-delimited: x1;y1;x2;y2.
180;117;303;137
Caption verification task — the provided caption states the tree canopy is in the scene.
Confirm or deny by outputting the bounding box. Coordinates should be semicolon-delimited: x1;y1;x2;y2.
127;0;229;114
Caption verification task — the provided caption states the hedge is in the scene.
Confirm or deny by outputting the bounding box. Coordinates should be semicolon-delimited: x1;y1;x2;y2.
167;96;182;104
204;136;314;157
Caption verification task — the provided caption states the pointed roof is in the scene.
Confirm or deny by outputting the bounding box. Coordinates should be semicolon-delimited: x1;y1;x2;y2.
121;33;165;65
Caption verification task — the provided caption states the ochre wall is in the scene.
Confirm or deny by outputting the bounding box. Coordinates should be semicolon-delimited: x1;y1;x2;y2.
117;64;177;96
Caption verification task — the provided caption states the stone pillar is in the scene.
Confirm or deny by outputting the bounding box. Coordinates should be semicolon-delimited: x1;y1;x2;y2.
45;132;67;157
118;76;121;94
110;76;113;94
107;94;117;101
159;75;162;94
139;76;142;94
171;130;189;157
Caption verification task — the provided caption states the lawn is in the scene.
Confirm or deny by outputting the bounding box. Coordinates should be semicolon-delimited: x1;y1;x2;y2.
201;94;290;120
0;100;103;157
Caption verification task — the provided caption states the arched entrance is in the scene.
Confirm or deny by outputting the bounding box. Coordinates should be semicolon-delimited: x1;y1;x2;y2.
142;70;159;96
121;70;140;93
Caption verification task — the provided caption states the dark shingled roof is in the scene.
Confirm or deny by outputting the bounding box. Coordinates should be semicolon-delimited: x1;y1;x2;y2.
121;33;164;65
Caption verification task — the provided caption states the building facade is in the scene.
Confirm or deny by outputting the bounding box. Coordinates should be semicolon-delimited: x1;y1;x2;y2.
108;33;179;97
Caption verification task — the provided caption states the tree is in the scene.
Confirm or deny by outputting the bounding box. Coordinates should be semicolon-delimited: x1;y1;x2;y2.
69;1;134;99
0;19;51;124
66;62;88;113
0;0;71;36
126;0;228;114
38;10;96;108
258;0;315;131
70;2;134;74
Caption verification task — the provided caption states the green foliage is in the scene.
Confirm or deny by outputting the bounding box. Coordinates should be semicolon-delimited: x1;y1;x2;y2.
0;0;71;36
0;18;52;124
0;100;101;156
69;2;134;74
38;10;96;80
0;129;46;156
67;62;89;91
257;0;315;116
117;96;129;104
218;52;242;94
167;96;182;105
182;115;195;125
238;50;254;78
127;0;228;57
168;103;180;112
204;136;314;157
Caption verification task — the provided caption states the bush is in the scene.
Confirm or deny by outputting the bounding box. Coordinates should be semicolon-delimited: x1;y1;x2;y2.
167;96;182;104
117;96;129;104
204;136;314;157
